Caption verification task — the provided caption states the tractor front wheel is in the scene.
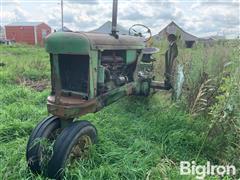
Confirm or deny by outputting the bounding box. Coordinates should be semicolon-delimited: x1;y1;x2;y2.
47;120;98;179
26;116;62;174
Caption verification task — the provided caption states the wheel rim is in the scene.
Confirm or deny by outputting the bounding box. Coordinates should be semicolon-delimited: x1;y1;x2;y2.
71;135;92;158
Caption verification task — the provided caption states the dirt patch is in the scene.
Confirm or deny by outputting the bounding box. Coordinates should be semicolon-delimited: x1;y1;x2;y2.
16;77;50;92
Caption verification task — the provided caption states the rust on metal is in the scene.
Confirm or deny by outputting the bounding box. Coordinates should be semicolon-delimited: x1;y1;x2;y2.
47;96;98;118
47;82;137;118
150;81;169;90
83;32;144;50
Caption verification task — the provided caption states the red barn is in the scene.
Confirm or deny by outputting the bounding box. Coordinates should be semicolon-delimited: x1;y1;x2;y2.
5;22;51;45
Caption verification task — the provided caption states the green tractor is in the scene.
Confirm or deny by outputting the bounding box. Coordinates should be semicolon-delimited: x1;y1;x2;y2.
26;0;178;178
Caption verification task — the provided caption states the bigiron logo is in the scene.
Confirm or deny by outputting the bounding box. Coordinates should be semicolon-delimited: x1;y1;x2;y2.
180;161;236;179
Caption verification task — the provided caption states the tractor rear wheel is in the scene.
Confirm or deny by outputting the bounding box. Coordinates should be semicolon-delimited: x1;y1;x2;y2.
26;116;62;174
47;120;97;179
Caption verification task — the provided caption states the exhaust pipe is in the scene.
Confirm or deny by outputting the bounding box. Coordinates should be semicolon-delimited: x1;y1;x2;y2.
111;0;118;38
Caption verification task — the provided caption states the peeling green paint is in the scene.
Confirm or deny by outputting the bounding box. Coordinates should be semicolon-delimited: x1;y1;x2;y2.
126;50;137;64
45;32;90;54
89;51;98;98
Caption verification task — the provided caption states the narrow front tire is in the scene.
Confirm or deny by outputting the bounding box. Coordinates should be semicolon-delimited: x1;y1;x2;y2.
26;116;61;174
47;120;97;179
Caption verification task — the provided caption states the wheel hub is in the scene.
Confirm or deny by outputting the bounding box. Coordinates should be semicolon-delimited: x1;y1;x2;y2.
70;135;92;159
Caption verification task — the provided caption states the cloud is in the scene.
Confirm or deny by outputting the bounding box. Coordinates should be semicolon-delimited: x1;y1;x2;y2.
1;4;29;25
66;0;98;4
14;7;29;21
179;1;240;37
1;0;239;37
2;0;20;7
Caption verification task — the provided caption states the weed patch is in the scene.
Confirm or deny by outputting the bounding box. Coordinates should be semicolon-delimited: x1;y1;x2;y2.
0;43;239;179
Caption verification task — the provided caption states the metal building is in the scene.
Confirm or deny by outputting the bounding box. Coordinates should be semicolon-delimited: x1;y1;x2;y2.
155;21;199;48
90;21;128;35
5;22;51;45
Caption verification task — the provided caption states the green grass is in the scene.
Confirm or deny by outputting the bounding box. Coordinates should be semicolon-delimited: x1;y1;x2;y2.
0;43;239;179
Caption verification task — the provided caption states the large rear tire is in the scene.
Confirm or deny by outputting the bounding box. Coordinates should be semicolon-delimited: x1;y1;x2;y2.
26;116;61;174
47;120;97;179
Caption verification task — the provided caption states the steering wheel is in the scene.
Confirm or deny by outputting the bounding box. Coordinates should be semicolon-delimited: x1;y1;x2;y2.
129;24;152;42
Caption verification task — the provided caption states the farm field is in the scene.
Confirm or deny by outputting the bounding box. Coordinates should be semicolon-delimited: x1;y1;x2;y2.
0;42;239;179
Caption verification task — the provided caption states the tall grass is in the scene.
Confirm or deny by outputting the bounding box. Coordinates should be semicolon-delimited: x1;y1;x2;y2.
0;42;239;179
154;39;240;177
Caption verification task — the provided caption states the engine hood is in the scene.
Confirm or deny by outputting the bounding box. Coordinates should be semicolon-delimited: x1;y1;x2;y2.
45;32;145;54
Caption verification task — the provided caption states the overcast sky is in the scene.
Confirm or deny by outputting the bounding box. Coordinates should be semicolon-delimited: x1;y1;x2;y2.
1;0;240;38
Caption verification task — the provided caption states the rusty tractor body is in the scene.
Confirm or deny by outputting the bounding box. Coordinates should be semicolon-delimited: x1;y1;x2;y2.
45;32;157;119
26;0;173;179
